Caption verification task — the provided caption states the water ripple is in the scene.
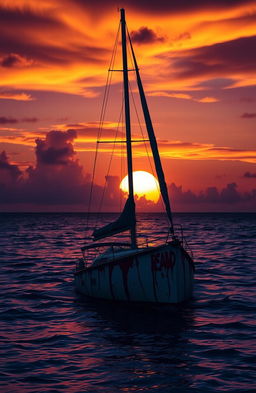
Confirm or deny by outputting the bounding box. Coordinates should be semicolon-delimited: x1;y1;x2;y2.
0;212;255;393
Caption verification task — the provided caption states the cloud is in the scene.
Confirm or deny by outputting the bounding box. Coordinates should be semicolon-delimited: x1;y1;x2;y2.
148;92;193;99
0;7;109;66
1;131;256;212
154;141;256;164
0;150;22;186
195;78;235;89
243;171;256;178
72;0;254;14
130;27;165;45
0;92;34;101
0;117;38;124
0;117;18;125
0;130;117;209
1;121;255;164
196;96;219;103
1;53;34;68
172;32;191;42
165;35;256;88
241;113;256;119
0;130;88;205
1;0;255;97
148;91;219;103
0;5;110;96
35;129;77;166
169;182;256;208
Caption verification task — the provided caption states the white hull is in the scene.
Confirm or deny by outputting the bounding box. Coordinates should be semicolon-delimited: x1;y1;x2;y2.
74;243;194;304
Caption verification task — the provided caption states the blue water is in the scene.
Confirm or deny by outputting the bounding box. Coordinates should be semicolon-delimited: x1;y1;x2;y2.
0;213;255;393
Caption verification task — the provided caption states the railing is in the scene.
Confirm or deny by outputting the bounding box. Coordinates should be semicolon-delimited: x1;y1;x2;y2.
77;222;194;271
173;223;194;259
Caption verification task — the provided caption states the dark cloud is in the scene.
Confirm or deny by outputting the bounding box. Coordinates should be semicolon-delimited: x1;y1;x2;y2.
0;117;17;124
0;33;108;67
241;113;256;119
219;182;241;203
1;131;255;210
0;130;118;208
73;0;253;14
130;27;165;45
169;182;256;206
243;172;256;178
0;8;63;30
65;124;125;141
195;78;235;89
0;8;108;67
0;117;38;124
0;130;87;205
172;32;191;42
0;151;22;185
35;130;77;166
1;53;33;68
170;36;256;81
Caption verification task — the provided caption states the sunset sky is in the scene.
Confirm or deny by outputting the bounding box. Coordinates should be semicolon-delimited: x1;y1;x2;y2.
1;0;256;212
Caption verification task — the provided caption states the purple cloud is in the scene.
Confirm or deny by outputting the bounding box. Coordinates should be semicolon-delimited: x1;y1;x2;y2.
241;113;256;119
170;36;256;81
243;172;256;178
130;27;165;44
73;0;254;14
35;130;77;166
0;117;38;124
1;131;256;211
0;8;109;67
0;117;17;124
169;182;256;205
0;130;117;208
1;53;33;68
0;151;21;185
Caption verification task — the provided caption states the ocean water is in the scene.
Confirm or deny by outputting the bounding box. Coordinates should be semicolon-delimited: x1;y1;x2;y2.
0;212;255;393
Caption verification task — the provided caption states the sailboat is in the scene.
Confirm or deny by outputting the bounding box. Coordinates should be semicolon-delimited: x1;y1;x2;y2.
74;9;194;304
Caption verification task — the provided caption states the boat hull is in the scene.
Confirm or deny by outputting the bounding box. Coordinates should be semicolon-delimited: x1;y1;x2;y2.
74;243;194;304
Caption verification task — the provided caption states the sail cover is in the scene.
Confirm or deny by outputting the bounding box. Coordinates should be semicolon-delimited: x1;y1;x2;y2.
93;197;135;241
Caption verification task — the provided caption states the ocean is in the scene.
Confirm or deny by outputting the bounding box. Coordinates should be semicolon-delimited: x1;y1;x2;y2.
0;212;255;393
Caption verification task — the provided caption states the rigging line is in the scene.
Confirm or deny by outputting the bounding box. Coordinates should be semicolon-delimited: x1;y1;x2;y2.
120;90;125;212
129;79;167;218
127;26;171;230
86;72;111;228
86;22;120;230
126;29;154;171
94;25;121;225
93;29;120;228
127;29;169;226
128;79;167;235
97;98;124;216
127;77;156;190
98;23;120;140
86;73;111;227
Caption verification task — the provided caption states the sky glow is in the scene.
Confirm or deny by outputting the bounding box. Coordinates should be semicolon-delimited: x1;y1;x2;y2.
0;0;256;211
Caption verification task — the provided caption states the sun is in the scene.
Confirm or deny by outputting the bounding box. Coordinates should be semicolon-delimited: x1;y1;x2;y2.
120;171;160;203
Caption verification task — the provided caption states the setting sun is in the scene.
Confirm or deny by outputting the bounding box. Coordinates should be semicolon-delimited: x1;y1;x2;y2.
120;171;160;203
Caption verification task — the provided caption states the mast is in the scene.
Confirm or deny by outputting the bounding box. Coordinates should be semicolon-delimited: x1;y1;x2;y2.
128;32;175;236
120;8;137;248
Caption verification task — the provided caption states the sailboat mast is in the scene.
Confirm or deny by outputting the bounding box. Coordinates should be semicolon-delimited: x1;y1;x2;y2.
120;8;137;248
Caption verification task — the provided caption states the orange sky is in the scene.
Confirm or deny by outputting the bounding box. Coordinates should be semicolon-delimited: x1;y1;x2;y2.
0;0;256;211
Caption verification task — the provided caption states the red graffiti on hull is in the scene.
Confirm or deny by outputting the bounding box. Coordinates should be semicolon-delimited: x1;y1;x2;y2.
151;250;175;271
